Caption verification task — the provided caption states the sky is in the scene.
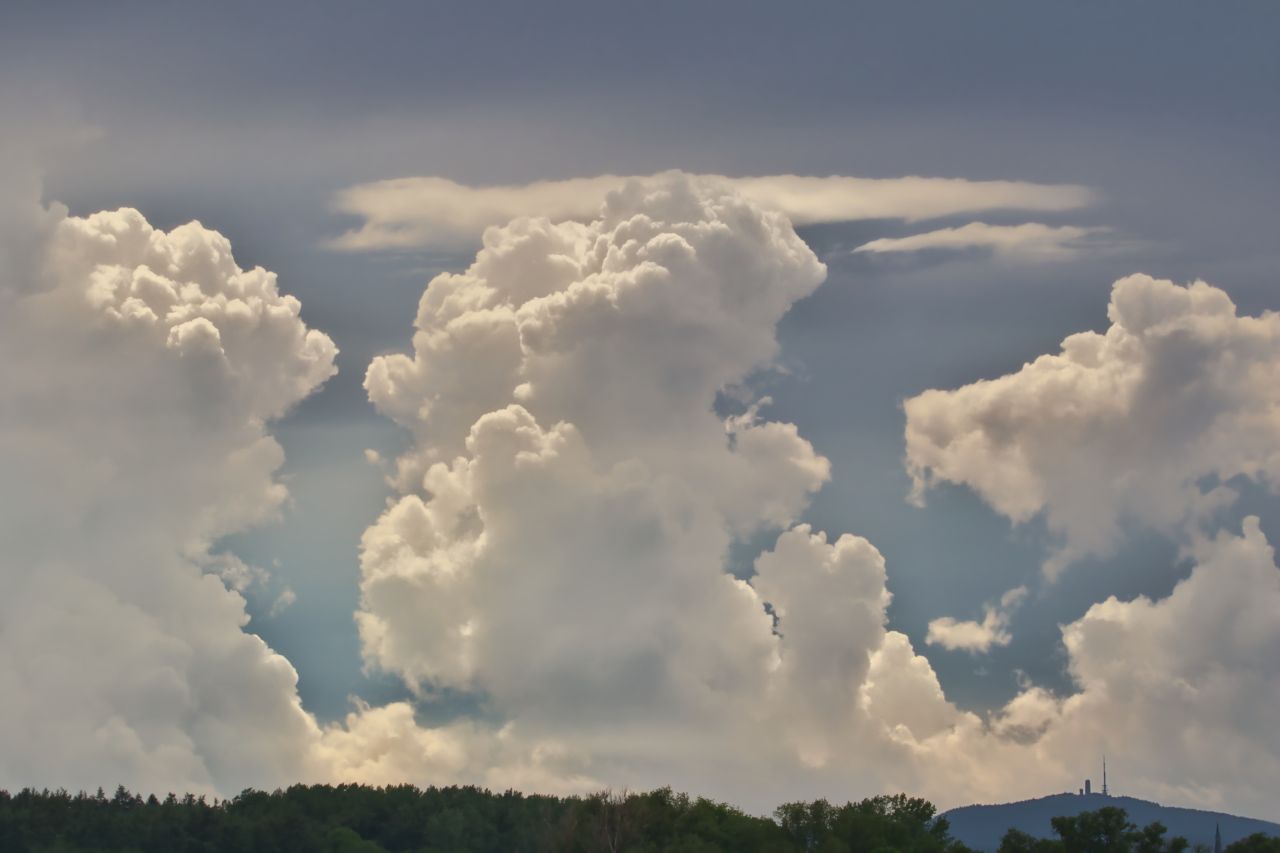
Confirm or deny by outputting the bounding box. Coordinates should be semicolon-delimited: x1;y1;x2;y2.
2;0;1280;819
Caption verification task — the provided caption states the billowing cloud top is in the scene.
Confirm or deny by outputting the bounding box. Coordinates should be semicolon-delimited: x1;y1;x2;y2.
343;173;1280;818
345;173;969;804
0;177;338;795
329;172;1095;250
358;173;834;704
905;274;1280;575
5;167;1280;821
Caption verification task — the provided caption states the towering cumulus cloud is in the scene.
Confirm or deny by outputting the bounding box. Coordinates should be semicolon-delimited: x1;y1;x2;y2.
0;171;337;795
905;275;1280;575
348;173;980;807
7;166;1276;818
349;180;1280;817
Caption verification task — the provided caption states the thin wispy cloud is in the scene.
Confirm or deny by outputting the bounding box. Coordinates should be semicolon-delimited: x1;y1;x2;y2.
855;222;1113;262
328;173;1095;250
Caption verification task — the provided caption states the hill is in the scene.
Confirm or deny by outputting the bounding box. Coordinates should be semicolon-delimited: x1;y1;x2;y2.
944;793;1280;852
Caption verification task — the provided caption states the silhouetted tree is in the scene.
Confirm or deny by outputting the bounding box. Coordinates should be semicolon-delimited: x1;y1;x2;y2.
999;827;1065;853
0;786;1258;853
1226;835;1280;853
999;807;1192;853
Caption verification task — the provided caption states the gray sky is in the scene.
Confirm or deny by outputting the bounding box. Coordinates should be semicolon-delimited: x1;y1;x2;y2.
4;0;1280;815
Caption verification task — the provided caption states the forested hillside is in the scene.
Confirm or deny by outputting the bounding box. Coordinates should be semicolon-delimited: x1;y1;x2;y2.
946;794;1280;852
1;785;1277;853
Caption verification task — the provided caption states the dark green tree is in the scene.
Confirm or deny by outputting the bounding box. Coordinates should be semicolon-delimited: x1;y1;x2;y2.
998;807;1193;853
1226;835;1280;853
998;827;1065;853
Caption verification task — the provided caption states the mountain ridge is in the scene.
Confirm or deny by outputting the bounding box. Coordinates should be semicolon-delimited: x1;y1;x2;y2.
943;793;1280;852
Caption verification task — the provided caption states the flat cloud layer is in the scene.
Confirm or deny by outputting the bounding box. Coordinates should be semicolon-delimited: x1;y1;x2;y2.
904;274;1280;575
329;172;1095;250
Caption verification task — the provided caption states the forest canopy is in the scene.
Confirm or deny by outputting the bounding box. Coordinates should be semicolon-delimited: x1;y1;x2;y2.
1;785;1275;853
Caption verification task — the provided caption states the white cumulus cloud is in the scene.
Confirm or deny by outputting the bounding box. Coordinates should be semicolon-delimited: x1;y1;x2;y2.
7;163;1278;823
927;586;1028;654
904;274;1280;575
357;173;830;709
979;518;1280;815
0;167;338;796
329;172;1095;250
345;175;1280;820
348;172;978;807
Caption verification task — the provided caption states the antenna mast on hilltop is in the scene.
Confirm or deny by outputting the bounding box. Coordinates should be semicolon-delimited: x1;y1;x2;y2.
1102;755;1109;797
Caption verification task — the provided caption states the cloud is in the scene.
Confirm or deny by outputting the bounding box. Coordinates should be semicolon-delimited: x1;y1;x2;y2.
270;586;298;617
0;169;338;795
927;586;1028;653
854;222;1111;261
904;274;1280;575
0;164;63;296
328;173;1095;250
356;173;832;707
315;702;603;797
979;518;1280;815
344;174;1280;821
7;165;1278;822
349;172;969;807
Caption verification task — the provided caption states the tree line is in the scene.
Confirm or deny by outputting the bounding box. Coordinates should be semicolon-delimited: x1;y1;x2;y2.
1;784;1277;853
